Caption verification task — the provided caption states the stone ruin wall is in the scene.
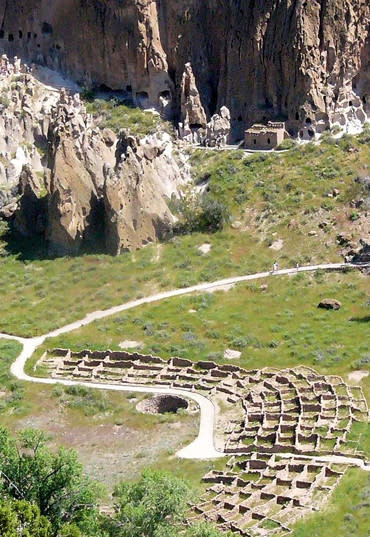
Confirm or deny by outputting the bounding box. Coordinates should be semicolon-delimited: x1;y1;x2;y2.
0;0;368;139
40;346;369;536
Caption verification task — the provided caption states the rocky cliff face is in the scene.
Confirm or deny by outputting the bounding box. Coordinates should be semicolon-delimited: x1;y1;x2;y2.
0;0;368;137
104;131;187;255
0;62;189;256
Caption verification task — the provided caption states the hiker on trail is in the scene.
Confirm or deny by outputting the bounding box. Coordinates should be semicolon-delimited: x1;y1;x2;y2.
296;262;300;271
273;261;278;272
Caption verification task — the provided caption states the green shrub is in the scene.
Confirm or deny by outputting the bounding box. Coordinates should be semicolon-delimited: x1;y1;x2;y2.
349;211;360;221
174;192;230;234
276;138;297;151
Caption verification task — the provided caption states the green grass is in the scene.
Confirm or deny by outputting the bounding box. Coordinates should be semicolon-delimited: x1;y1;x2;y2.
0;232;276;337
43;270;369;384
189;131;369;217
0;339;24;413
291;468;370;537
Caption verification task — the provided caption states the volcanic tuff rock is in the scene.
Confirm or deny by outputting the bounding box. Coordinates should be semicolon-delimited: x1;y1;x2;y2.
47;89;189;255
0;0;368;137
180;63;207;130
104;130;188;255
14;164;46;237
0;60;189;256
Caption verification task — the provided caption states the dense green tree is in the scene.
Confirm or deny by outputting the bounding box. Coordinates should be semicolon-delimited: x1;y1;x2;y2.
110;470;190;537
0;499;51;537
0;427;230;537
0;428;103;535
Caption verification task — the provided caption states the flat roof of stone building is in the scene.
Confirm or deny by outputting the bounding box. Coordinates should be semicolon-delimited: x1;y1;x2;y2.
245;121;286;135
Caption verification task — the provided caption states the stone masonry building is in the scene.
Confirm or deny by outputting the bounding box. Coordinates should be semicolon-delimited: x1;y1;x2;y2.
244;121;288;150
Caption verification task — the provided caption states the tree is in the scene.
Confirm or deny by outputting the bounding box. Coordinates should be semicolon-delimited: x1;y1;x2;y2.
173;189;230;234
0;499;51;537
110;470;191;537
0;427;103;535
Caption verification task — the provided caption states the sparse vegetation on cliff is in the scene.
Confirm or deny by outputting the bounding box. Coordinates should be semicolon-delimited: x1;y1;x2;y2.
85;98;172;137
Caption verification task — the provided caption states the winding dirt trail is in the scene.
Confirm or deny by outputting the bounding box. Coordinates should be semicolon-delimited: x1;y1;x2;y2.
1;262;369;466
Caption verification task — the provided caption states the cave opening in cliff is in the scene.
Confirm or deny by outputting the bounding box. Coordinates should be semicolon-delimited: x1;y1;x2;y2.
136;91;149;107
82;196;106;255
0;30;4;39
159;90;171;100
42;22;53;35
8;33;14;42
19;30;23;39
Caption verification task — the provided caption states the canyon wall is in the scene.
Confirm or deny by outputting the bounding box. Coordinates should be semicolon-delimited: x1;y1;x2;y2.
0;0;368;137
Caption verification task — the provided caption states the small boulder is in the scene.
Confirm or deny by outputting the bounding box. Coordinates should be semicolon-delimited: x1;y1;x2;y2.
337;232;352;245
318;299;342;310
224;349;242;360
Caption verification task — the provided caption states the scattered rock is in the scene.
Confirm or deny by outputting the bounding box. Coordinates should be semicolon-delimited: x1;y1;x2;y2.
188;309;197;314
355;175;370;191
224;349;242;360
198;243;212;254
308;230;318;236
337;232;352;245
205;106;231;147
260;284;268;291
119;340;143;350
318;299;342;310
269;239;284;251
352;239;370;267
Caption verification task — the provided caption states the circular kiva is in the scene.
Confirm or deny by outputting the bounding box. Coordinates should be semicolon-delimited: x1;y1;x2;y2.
136;394;189;415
